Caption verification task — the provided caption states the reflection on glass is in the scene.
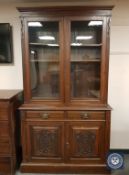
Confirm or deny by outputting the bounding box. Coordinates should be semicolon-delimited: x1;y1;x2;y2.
71;63;100;98
71;47;101;62
71;21;102;46
71;21;102;99
28;21;60;99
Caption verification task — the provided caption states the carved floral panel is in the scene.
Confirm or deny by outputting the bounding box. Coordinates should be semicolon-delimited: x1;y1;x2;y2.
74;131;96;156
31;126;59;157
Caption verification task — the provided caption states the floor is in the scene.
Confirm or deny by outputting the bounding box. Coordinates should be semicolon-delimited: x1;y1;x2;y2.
15;155;129;175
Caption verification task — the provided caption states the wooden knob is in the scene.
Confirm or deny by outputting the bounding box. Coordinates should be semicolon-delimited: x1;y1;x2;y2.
66;142;70;148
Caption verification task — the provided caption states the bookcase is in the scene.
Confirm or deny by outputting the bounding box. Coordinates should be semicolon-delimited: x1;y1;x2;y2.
18;6;113;174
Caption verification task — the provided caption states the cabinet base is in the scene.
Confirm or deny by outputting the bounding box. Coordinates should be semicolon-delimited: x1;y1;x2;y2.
0;157;13;175
20;162;111;174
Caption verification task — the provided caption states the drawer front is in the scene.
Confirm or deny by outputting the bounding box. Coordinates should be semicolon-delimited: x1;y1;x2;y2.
0;109;8;120
0;157;11;173
67;111;105;120
0;122;9;138
0;102;8;108
26;111;64;120
0;140;10;155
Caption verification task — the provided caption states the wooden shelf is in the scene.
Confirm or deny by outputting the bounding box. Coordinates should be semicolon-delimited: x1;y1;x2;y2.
30;59;59;62
29;43;102;47
71;43;102;47
71;59;100;62
29;43;59;47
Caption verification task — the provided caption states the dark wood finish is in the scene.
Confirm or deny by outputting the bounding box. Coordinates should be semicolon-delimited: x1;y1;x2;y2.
23;121;64;163
18;6;113;174
20;163;110;174
17;6;113;18
67;111;105;120
26;111;64;120
65;121;106;163
0;90;21;175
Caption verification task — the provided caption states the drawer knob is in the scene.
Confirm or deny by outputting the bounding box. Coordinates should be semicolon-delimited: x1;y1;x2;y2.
80;112;89;119
40;113;49;119
66;142;70;148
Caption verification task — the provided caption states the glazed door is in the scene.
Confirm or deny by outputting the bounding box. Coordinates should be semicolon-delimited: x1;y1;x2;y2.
23;17;64;104
65;121;106;164
24;121;64;163
64;17;108;105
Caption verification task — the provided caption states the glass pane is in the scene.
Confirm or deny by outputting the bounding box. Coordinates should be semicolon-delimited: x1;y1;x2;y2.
71;63;100;98
28;21;60;99
71;21;102;99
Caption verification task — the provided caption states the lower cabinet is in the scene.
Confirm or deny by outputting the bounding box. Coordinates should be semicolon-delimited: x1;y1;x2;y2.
20;110;110;174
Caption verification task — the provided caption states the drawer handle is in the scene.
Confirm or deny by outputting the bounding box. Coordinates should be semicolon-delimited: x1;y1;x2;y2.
66;142;70;148
80;112;89;119
40;113;49;119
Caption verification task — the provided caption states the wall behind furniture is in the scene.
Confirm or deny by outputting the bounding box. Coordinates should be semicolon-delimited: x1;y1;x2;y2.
0;0;129;149
109;0;129;149
0;4;23;89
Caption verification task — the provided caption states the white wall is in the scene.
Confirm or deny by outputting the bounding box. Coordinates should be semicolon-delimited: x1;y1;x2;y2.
109;0;129;149
0;0;129;149
0;5;23;89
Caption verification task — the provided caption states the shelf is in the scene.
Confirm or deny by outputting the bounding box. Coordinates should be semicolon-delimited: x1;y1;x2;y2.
30;59;100;63
71;59;100;63
30;59;59;62
29;43;59;47
71;43;102;47
29;43;102;47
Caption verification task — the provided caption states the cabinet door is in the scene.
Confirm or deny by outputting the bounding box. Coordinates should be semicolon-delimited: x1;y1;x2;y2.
23;121;64;163
65;121;106;164
65;17;108;105
23;17;64;104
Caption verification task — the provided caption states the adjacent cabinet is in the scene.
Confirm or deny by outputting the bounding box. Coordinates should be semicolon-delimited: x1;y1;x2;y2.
0;90;21;175
18;6;113;174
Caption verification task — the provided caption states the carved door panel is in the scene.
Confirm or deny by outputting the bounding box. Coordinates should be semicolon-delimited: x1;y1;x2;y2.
25;121;64;163
65;121;106;164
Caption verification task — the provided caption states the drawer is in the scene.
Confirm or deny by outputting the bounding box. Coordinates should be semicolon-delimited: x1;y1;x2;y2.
67;111;105;120
0;122;9;138
0;102;9;121
0;140;10;155
0;109;8;120
26;111;64;120
0;157;11;173
0;102;8;108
